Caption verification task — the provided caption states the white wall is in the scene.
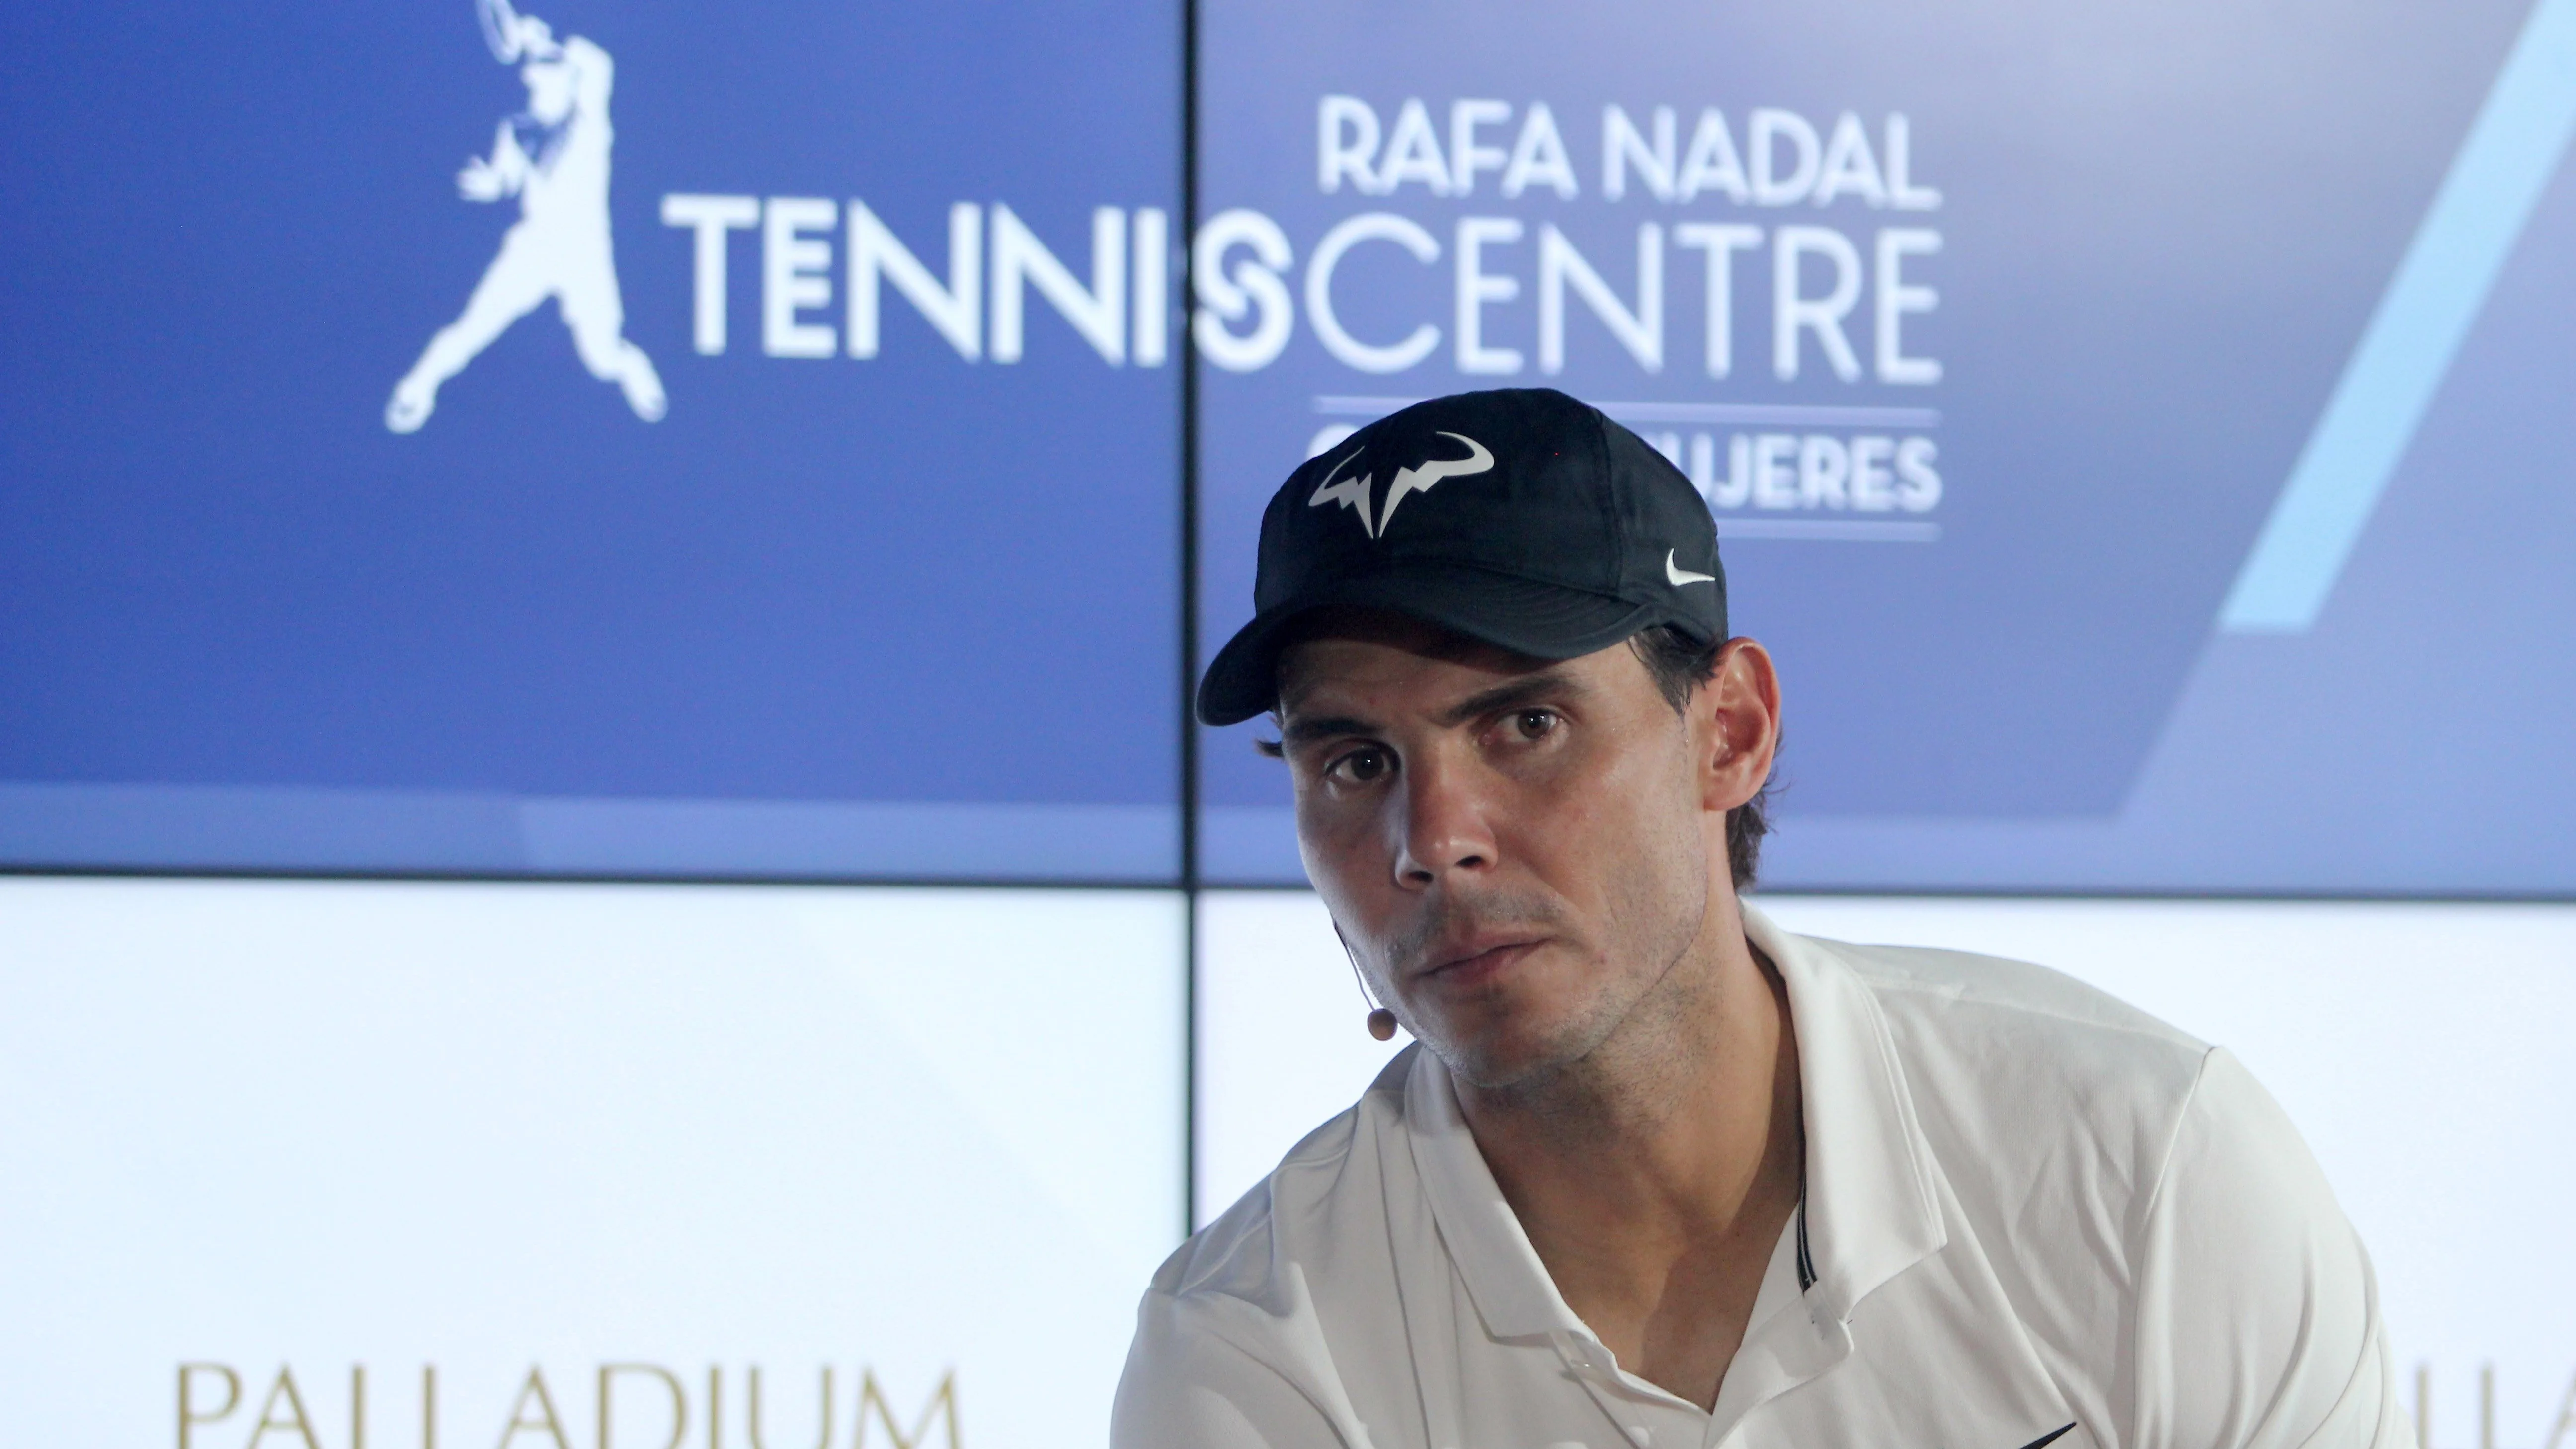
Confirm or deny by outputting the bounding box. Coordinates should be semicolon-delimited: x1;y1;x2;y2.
1192;892;1413;1226
1195;889;2576;1448
9;878;2568;1447
0;877;1187;1449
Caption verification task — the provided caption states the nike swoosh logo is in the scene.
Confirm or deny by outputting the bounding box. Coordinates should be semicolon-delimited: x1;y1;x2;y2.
1665;549;1717;585
2017;1424;2078;1449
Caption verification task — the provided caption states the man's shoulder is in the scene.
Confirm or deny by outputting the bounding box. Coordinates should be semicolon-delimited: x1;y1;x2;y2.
1821;930;2212;1088
1788;931;2242;1387
1117;1053;1438;1448
1147;1050;1417;1313
1798;930;2220;1205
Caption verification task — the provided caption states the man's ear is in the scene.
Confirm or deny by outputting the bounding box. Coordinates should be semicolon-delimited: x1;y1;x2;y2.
1696;638;1781;814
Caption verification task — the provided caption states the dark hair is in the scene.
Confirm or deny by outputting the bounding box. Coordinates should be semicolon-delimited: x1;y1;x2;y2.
1628;625;1776;892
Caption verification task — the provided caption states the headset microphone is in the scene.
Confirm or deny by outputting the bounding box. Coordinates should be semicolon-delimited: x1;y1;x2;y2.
1333;924;1402;1041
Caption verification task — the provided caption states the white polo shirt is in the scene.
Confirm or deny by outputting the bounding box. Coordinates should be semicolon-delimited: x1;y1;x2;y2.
1115;905;2409;1449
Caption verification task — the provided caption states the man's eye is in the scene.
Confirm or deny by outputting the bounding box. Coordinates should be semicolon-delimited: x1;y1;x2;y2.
1512;709;1560;740
1329;747;1393;783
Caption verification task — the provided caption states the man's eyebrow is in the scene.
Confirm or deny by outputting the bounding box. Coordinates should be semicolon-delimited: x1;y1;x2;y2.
1437;671;1587;727
1279;713;1378;747
1277;672;1588;746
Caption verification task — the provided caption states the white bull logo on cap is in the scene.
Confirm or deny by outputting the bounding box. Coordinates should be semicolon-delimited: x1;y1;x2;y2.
1307;432;1495;539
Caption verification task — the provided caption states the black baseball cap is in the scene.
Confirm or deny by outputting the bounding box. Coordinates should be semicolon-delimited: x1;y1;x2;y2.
1197;388;1728;726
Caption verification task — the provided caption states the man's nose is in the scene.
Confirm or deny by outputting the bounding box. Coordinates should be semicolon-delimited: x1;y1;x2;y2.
1391;749;1496;889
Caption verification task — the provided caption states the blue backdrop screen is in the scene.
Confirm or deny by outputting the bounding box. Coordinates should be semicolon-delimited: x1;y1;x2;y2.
6;0;2571;893
0;1;1184;880
1192;0;2576;894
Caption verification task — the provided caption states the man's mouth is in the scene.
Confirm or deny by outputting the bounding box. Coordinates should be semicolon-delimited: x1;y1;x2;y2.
1417;937;1545;989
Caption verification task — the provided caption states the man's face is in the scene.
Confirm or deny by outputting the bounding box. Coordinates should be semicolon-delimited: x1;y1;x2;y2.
1276;615;1746;1088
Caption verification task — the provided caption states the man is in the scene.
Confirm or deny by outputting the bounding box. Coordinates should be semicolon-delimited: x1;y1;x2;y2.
1115;388;2405;1448
386;0;663;434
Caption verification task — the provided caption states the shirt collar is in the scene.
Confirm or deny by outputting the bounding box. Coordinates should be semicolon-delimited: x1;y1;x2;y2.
1403;902;1949;1341
1740;901;1948;1322
1405;1044;1588;1342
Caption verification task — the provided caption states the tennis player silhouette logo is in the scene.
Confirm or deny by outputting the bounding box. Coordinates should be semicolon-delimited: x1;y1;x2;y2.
386;0;665;433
